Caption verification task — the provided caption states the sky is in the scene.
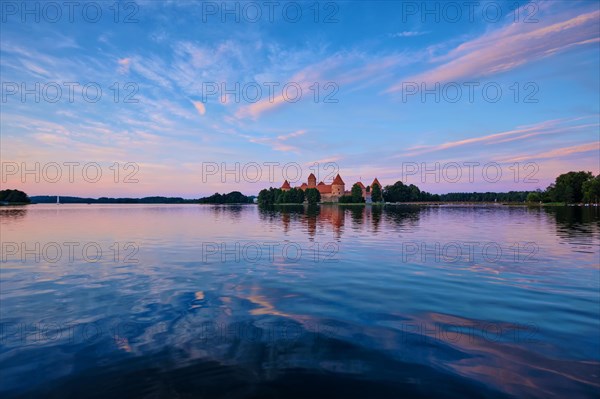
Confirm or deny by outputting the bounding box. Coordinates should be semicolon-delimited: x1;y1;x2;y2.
1;0;599;198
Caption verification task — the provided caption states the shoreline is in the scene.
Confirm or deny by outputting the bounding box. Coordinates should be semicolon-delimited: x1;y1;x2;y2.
3;202;598;207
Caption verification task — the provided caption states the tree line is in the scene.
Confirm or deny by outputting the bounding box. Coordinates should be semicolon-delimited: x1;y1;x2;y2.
198;191;254;204
526;171;600;204
380;171;599;204
28;191;255;204
258;187;321;205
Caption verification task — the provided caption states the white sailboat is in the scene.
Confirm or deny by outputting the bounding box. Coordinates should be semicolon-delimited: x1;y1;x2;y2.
56;195;61;205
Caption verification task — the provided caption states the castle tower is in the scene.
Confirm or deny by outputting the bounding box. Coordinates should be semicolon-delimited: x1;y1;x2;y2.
331;174;345;196
307;173;317;188
281;180;291;192
371;178;381;188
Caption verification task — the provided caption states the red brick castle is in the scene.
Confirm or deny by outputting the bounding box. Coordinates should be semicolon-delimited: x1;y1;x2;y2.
281;173;381;202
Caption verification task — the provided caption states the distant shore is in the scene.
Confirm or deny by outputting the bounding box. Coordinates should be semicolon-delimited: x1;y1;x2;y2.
251;201;598;207
4;201;597;207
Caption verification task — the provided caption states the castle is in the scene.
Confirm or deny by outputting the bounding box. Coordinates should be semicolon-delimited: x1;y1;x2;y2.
281;173;381;202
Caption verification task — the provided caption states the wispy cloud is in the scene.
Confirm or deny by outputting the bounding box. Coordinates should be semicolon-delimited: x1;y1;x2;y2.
117;58;131;74
191;101;206;116
248;129;307;153
390;31;429;38
400;118;597;157
500;142;599;163
387;8;600;92
234;56;343;119
277;129;306;141
234;51;413;119
305;156;342;166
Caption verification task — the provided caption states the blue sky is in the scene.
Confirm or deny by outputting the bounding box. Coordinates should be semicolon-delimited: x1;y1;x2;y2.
1;0;599;197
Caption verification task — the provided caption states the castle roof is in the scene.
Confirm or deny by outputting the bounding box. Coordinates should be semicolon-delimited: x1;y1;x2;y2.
308;173;316;180
332;174;345;185
281;180;291;189
354;181;365;189
317;181;325;186
300;183;308;189
372;178;381;187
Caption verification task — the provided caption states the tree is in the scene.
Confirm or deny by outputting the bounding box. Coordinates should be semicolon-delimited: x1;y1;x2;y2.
527;191;542;202
0;189;30;203
277;190;290;204
383;181;411;202
291;188;305;203
257;189;270;205
547;171;593;203
260;188;304;204
338;195;354;203
305;188;321;204
258;188;281;205
408;184;421;201
200;191;253;204
582;175;600;203
351;183;365;203
371;183;382;202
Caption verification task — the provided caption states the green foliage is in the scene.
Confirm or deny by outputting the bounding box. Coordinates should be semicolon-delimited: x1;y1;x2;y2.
258;187;305;205
382;181;532;202
438;191;527;202
371;183;382;202
383;181;432;202
547;171;593;203
0;189;30;203
31;196;196;204
526;191;542;202
337;186;366;203
258;188;279;205
198;191;253;204
305;188;321;204
337;195;355;204
582;175;600;203
288;188;305;204
381;171;596;204
351;184;365;203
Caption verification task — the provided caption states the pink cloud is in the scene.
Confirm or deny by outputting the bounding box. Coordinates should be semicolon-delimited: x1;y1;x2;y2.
234;52;410;120
234;57;339;120
191;100;206;116
400;118;591;157
500;142;599;163
387;9;600;92
247;129;308;153
117;58;131;74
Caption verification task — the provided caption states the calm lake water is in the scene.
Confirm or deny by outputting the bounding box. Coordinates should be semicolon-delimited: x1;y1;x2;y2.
1;204;599;398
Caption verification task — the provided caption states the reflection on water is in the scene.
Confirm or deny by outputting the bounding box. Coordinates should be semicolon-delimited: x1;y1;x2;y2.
258;204;424;240
543;206;600;241
0;207;27;223
0;204;598;398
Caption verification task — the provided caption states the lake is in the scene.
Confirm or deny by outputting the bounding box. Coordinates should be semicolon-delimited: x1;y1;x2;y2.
0;204;598;398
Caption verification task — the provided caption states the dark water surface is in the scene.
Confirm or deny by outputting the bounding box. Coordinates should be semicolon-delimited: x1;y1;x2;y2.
1;204;599;398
